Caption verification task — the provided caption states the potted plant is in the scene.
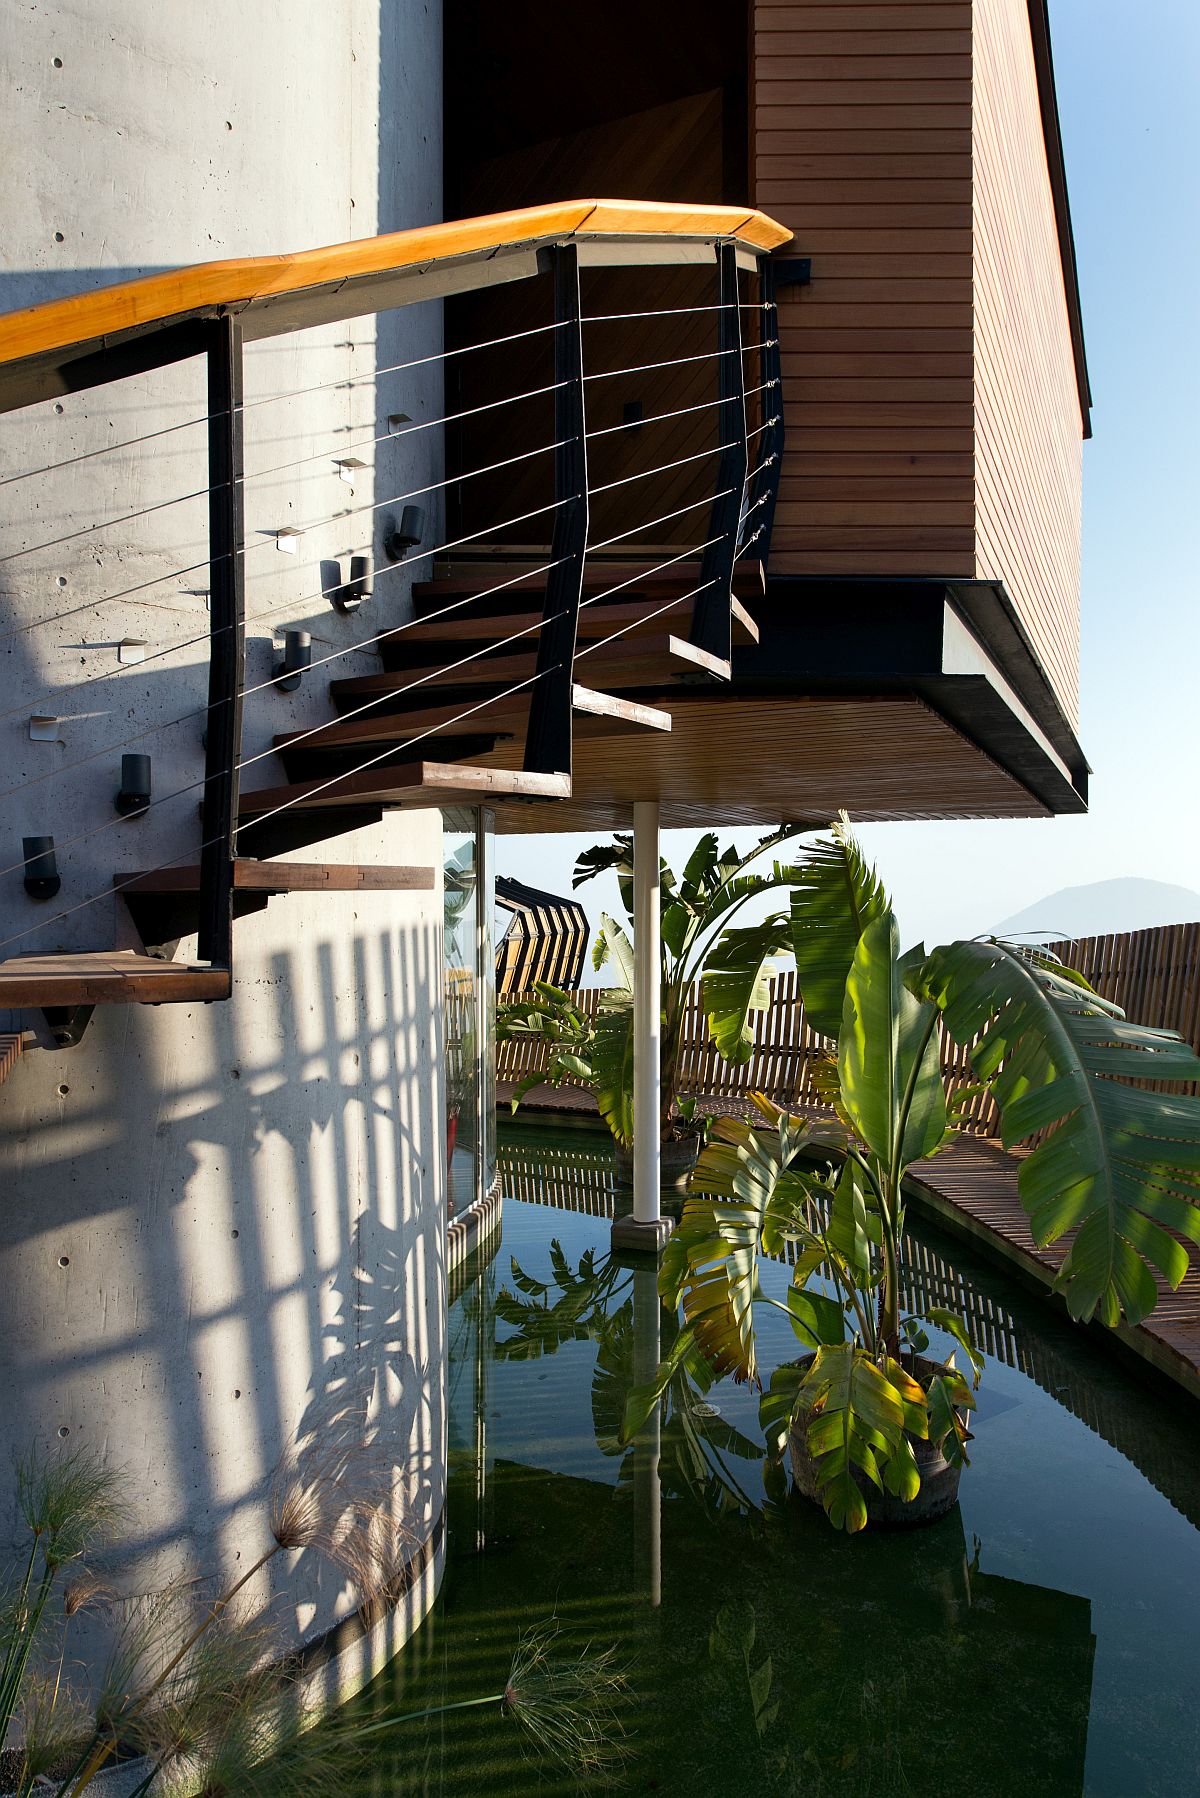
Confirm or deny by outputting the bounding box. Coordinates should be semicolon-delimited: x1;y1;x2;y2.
624;818;1200;1530
498;826;812;1184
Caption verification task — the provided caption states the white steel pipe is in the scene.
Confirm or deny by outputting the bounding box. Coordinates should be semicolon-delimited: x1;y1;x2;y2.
633;800;661;1224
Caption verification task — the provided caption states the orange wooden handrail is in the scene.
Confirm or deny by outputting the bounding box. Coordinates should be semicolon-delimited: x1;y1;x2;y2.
0;199;792;378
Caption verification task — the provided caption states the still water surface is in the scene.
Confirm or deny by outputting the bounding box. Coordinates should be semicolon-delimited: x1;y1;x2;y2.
351;1125;1200;1797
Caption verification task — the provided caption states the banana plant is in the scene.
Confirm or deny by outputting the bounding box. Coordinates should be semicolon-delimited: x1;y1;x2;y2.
498;825;811;1146
623;817;1200;1532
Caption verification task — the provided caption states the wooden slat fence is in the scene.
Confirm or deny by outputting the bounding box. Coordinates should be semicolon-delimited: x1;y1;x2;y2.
497;920;1200;1130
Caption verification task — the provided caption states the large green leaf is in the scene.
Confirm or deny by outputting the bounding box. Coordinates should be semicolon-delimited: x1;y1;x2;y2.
664;1115;840;1384
700;913;792;1064
789;818;891;1040
800;1343;907;1533
915;937;1200;1326
838;916;946;1173
592;999;635;1145
592;911;635;988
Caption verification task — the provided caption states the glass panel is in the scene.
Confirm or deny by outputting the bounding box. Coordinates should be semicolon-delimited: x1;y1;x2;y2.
443;810;478;1216
481;809;497;1198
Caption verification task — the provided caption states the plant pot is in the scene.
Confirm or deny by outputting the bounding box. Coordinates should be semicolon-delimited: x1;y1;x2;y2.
614;1130;702;1190
788;1354;967;1528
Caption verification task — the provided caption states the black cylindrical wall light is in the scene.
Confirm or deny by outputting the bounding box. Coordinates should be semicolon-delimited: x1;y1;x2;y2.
273;629;312;693
23;835;61;900
383;505;425;563
115;753;152;816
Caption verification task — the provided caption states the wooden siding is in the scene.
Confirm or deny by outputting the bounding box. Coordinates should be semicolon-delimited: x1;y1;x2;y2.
752;0;1085;729
973;0;1084;727
752;0;977;577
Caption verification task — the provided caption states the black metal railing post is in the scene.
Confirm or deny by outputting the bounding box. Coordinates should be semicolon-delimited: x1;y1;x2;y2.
746;257;784;568
198;313;246;966
523;245;588;777
689;240;747;664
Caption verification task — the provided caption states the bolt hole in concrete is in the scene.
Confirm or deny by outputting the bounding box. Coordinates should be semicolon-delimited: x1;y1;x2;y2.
56;1427;68;1439
54;231;64;242
58;1256;69;1268
52;55;62;66
54;402;64;415
231;1228;239;1239
234;1389;241;1399
56;576;67;589
57;1083;69;1096
347;1122;1200;1798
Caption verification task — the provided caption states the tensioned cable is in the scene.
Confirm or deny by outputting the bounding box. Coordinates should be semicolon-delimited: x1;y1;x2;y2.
231;668;554;849
0;517;730;850
0;433;567;725
0;377;572;569
588;442;721;499
582;302;770;324
582;344;756;386
0;318;569;491
0;375;771;647
0;494;576;804
0;513;752;921
0;668;554;956
573;575;719;660
252;530;728;768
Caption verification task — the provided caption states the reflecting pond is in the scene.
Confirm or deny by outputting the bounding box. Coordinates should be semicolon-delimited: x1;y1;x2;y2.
350;1123;1200;1796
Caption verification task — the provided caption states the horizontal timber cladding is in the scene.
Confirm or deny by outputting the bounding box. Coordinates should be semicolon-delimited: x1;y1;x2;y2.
753;0;1086;731
973;0;1083;728
752;0;977;578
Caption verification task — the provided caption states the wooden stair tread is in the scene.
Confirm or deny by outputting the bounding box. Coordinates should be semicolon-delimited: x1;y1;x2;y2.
119;861;434;894
275;684;669;755
415;559;766;602
390;595;758;649
238;761;571;817
329;633;729;707
0;952;230;1006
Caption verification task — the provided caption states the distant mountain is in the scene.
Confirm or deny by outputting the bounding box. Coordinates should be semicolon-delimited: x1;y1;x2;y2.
995;878;1200;943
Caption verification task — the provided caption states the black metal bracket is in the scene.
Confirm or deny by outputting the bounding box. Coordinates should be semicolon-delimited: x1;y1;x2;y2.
772;255;812;289
689;241;747;663
523;244;588;777
747;257;786;570
40;1005;95;1050
197;314;246;969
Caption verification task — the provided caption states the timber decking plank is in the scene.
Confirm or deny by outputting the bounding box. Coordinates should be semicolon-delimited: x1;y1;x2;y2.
0;953;231;1006
118;861;435;894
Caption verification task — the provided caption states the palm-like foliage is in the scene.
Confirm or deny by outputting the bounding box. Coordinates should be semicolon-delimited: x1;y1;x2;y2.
623;817;1200;1531
498;826;811;1146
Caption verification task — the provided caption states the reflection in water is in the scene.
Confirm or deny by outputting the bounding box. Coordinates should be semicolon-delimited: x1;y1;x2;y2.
345;1127;1200;1797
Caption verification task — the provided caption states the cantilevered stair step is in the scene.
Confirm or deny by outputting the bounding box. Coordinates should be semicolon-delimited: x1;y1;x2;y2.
274;685;669;761
118;860;437;949
412;559;765;620
378;594;758;670
0;952;230;1008
237;762;570;858
328;633;728;717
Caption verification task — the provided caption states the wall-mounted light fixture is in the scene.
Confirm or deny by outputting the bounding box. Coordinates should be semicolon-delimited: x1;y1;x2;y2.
333;554;372;615
114;753;152;817
23;836;61;900
383;505;425;564
273;628;312;693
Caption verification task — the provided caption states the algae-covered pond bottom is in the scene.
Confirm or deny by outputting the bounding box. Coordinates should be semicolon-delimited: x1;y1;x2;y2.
349;1124;1200;1797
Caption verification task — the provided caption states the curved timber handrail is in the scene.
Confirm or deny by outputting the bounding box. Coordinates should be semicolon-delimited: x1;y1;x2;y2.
0;199;792;412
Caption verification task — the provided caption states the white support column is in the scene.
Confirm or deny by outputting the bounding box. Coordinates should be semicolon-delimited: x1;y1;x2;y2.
612;801;673;1254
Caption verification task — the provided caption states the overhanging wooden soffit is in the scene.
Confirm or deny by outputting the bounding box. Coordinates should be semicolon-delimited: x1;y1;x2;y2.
0;199;792;412
486;692;1056;837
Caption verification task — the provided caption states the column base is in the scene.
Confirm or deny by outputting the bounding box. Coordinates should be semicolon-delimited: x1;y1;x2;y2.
610;1214;675;1256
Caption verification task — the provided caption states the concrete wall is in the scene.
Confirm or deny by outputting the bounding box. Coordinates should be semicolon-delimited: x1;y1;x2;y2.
0;0;451;1699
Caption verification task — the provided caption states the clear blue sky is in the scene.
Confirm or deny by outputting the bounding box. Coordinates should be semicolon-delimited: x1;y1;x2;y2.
498;0;1200;952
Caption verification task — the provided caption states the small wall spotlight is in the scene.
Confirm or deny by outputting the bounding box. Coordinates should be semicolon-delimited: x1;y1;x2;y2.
274;628;312;693
334;553;373;615
23;835;61;900
115;753;152;816
383;505;425;563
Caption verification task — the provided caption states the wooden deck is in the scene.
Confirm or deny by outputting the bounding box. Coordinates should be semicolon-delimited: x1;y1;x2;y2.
499;1080;1200;1404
